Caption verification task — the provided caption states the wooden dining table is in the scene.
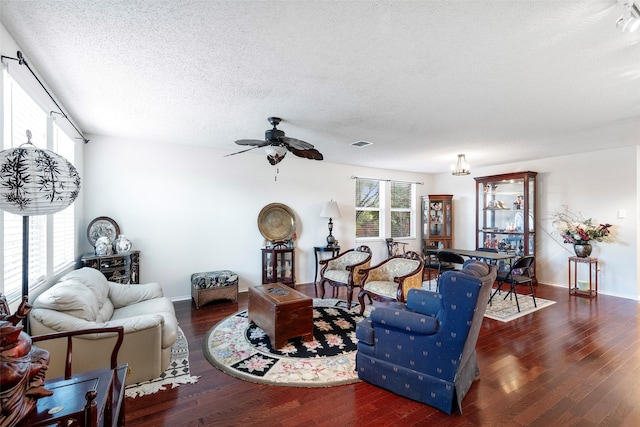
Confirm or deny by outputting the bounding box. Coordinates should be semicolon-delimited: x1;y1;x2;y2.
425;248;518;264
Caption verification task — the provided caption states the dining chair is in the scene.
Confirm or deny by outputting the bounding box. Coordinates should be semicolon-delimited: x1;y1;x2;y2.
435;251;465;291
488;255;536;312
474;247;499;263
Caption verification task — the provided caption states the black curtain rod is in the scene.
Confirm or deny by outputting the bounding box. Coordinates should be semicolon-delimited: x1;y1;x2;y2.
1;51;89;144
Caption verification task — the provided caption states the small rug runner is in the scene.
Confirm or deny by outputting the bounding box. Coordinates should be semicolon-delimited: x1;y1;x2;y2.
484;292;556;322
125;327;199;398
203;299;368;387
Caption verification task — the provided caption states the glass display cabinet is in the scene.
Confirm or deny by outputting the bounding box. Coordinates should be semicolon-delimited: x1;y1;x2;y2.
474;171;537;272
261;247;295;287
421;194;454;252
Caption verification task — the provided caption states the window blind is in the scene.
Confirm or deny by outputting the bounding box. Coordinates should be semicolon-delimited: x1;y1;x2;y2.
1;67;76;300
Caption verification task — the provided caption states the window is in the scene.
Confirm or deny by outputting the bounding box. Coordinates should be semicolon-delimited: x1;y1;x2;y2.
355;178;416;239
355;178;380;238
1;66;77;301
390;181;412;238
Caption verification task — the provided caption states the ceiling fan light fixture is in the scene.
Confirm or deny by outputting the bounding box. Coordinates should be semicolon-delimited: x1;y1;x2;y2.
265;145;287;157
451;154;470;176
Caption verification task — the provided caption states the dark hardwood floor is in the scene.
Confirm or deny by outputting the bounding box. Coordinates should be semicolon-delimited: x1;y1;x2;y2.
125;282;640;426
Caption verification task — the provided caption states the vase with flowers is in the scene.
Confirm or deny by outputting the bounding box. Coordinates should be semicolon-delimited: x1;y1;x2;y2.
551;206;613;257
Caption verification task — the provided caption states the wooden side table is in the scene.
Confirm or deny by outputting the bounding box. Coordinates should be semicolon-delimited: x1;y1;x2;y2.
568;256;598;298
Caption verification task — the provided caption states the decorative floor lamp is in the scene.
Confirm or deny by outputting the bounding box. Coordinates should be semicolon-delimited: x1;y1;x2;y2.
320;200;341;248
0;130;81;332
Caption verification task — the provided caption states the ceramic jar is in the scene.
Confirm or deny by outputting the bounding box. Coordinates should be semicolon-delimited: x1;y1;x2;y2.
114;235;132;254
95;236;112;256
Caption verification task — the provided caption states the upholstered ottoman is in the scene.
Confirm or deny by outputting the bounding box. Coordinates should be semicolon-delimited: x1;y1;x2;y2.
191;270;238;308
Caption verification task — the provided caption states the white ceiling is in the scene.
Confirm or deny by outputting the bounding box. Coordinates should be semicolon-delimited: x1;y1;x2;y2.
1;0;639;173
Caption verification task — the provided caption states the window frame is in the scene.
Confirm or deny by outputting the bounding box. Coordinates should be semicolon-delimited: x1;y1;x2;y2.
355;178;416;242
1;63;79;304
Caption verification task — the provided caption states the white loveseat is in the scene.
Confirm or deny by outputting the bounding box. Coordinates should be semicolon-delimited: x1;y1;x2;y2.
29;267;178;385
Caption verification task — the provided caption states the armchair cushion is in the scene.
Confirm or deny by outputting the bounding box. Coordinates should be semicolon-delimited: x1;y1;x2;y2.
32;280;103;322
322;270;350;284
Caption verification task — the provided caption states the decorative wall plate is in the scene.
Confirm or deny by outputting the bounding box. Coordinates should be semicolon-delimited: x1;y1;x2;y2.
257;203;296;242
87;216;120;247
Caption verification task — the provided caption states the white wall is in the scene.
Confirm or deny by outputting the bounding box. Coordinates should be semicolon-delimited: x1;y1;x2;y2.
84;137;639;301
433;146;639;300
82;135;432;299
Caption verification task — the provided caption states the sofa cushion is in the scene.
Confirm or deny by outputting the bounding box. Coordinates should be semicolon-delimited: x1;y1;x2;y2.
323;270;350;283
59;267;111;306
33;280;101;322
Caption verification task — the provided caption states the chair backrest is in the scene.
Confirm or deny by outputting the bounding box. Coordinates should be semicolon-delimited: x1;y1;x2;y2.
386;238;408;258
367;252;423;282
510;255;535;276
437;251;465;265
326;246;371;271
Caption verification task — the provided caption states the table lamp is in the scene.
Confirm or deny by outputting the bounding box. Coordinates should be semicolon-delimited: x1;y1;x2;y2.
320;200;341;247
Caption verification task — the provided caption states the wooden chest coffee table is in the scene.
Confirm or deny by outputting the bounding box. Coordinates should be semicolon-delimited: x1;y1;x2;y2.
248;282;313;349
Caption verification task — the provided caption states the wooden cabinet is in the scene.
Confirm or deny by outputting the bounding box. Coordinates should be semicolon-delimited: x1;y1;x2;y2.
81;250;140;284
475;172;537;273
422;195;454;252
261;247;295;287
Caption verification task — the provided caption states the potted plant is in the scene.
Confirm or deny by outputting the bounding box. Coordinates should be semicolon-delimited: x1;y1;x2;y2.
551;206;613;257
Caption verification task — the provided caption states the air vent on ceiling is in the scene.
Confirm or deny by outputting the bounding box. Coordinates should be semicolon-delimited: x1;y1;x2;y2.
351;140;373;148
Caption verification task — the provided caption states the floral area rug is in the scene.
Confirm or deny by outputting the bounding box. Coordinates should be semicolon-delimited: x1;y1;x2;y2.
484;292;556;322
203;299;369;387
125;327;199;398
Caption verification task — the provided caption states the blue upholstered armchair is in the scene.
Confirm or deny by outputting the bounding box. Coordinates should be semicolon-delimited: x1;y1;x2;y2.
356;259;497;414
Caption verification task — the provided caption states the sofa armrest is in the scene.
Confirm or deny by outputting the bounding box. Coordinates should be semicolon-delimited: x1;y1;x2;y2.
370;305;439;335
108;282;164;308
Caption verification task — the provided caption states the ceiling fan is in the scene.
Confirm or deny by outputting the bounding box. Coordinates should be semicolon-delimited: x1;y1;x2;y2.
227;117;323;165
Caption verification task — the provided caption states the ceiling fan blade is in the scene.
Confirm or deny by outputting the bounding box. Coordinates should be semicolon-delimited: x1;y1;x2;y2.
224;145;261;157
287;146;324;160
280;136;314;150
235;139;270;147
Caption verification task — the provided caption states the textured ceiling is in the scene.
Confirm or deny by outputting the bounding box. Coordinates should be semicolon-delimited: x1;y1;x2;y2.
1;0;639;173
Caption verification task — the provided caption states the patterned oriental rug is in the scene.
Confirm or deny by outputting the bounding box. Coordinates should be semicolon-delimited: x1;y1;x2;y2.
484;293;556;322
125;327;200;398
203;299;369;387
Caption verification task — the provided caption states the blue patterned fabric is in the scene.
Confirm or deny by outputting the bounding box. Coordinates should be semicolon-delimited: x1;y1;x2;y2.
356;259;497;415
